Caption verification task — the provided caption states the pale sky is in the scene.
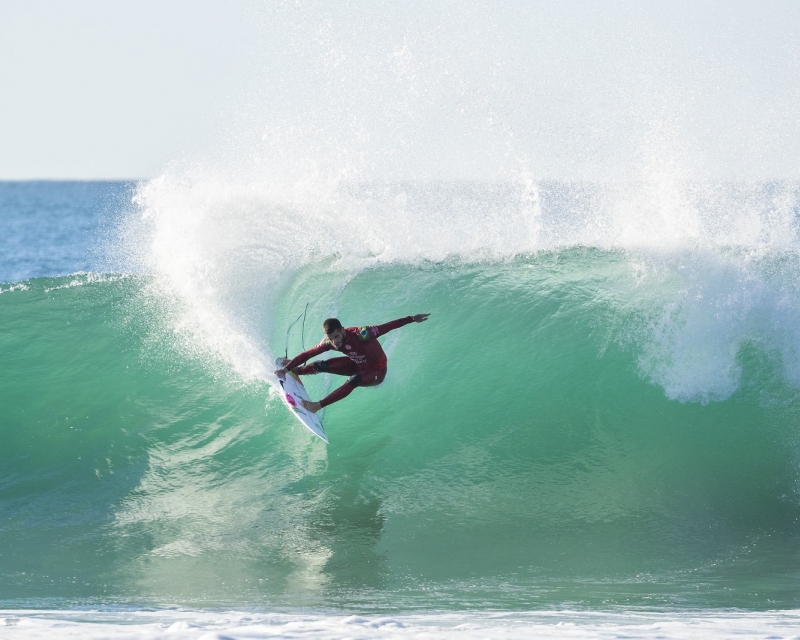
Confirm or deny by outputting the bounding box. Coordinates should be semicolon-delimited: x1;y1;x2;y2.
1;0;799;180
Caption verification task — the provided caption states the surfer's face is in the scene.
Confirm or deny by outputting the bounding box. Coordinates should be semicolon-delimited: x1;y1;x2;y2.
326;328;346;349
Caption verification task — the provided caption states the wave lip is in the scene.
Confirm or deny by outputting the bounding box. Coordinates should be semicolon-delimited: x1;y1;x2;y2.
125;177;800;401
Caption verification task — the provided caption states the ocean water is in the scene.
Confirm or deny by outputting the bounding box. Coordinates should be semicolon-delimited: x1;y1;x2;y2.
3;178;800;638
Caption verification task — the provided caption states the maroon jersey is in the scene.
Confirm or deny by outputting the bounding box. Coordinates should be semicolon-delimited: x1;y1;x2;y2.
285;316;414;373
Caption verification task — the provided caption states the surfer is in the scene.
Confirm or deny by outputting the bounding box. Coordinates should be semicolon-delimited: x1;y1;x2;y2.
275;314;430;412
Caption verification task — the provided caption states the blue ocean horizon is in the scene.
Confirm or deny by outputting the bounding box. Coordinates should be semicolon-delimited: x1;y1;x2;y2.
0;181;137;285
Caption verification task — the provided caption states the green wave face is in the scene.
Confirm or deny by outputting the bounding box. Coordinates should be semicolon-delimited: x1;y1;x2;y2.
3;251;800;610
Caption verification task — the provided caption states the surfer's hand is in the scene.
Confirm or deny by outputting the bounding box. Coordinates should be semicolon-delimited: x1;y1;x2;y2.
412;313;431;323
301;399;322;413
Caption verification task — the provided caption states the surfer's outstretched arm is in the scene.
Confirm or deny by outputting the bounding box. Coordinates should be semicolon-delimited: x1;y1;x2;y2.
369;313;431;338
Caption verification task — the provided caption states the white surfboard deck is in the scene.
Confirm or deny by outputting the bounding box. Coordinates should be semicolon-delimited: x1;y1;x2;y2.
275;359;328;443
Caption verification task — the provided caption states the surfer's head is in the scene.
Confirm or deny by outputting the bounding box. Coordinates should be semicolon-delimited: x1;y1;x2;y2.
323;318;346;348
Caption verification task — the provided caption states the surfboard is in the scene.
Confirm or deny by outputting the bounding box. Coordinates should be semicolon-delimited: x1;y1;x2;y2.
275;359;328;443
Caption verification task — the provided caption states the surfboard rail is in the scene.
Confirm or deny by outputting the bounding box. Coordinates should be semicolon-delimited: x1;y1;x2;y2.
276;360;328;443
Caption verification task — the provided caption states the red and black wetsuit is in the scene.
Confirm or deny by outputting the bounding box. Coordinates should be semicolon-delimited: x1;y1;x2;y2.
285;316;415;408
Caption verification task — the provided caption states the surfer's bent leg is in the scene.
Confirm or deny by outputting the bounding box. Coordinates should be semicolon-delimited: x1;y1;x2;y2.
294;357;356;377
318;369;386;408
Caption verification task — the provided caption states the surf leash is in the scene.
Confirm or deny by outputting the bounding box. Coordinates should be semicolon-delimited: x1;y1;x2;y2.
284;303;310;360
300;302;308;352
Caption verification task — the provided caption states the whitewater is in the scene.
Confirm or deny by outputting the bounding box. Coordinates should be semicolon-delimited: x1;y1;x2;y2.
3;175;800;637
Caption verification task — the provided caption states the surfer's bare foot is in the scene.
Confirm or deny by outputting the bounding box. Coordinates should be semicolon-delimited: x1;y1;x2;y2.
275;368;287;378
301;399;322;413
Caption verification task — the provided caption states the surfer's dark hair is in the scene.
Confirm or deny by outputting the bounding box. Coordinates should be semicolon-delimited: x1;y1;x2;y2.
323;318;343;333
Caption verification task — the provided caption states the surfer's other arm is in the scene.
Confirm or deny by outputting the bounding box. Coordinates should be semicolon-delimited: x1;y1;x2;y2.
274;341;332;377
